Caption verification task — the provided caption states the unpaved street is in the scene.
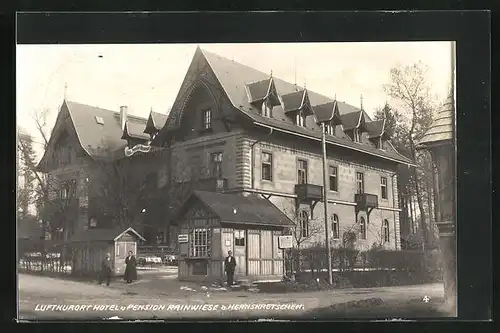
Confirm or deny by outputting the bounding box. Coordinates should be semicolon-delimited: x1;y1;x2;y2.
18;273;446;320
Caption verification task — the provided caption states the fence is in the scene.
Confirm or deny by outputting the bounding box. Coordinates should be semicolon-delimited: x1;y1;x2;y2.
18;239;74;276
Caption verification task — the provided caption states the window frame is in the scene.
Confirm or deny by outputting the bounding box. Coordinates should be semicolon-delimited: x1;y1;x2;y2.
356;172;364;194
329;165;338;192
202;109;212;130
191;228;209;258
261;151;273;182
332;214;340;240
380;176;388;199
383;219;390;243
295;111;306;127
297;159;308;185
261;100;272;118
234;230;245;247
210;152;223;179
299;210;309;238
353;129;361;143
359;217;367;240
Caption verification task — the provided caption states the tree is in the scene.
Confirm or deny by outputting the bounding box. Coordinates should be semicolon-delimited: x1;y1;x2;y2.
17;129;37;219
383;62;437;248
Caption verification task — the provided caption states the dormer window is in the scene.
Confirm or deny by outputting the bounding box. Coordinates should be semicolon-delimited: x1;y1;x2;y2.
325;123;335;136
353;129;361;143
295;111;306;127
261;100;272;118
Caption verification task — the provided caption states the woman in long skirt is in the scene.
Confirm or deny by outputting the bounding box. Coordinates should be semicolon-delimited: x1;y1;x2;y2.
124;251;137;283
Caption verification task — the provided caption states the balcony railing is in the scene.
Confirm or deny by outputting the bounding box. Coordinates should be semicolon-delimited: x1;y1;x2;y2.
354;193;378;210
295;184;323;202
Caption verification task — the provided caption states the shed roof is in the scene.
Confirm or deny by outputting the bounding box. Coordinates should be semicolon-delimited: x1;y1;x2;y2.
70;227;146;242
176;191;295;228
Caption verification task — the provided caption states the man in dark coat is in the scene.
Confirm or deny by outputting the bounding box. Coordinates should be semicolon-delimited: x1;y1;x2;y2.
98;253;113;286
224;250;236;286
124;251;137;283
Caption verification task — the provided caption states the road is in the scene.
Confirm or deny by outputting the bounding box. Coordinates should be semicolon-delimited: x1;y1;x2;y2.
18;272;446;320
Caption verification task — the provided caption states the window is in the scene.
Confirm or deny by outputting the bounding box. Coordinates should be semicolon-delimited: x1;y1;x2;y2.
356;172;364;194
192;228;209;257
60;184;69;199
95;116;104;125
297;159;308;184
359;217;367;240
235;230;245;246
261;152;273;181
295;111;306;127
210;152;223;178
329;166;338;192
332;214;340;239
299;210;309;238
353;129;361;142
381;176;388;199
325;123;335;136
202;109;212;130
261;100;272;117
383;219;390;243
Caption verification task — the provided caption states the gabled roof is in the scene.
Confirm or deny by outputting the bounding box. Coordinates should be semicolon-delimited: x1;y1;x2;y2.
144;111;168;135
121;121;150;141
341;110;367;131
37;100;148;168
159;47;414;166
365;119;386;138
246;78;272;103
176;191;295;228
70;227;146;242
314;100;342;125
417;96;454;148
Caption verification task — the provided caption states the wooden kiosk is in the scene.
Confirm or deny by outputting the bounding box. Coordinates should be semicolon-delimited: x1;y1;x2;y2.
173;191;294;282
69;226;145;277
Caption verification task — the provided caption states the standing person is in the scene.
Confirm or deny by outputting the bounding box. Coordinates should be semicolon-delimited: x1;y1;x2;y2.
124;251;137;283
224;250;236;286
98;253;113;286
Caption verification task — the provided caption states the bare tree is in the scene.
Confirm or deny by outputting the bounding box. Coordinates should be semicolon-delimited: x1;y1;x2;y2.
383;62;436;247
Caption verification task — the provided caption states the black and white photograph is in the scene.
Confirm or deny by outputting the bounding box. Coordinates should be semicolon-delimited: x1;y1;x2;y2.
16;36;459;320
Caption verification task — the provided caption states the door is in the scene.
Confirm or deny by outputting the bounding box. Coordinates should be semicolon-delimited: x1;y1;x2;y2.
233;229;246;276
115;241;136;275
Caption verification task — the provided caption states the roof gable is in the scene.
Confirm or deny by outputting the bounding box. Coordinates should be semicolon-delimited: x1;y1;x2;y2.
70;227;146;242
176;191;294;228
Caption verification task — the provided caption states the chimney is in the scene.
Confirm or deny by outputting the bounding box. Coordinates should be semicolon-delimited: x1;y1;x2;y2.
120;106;128;130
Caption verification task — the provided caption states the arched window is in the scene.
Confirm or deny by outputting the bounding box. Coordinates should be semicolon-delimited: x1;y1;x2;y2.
359;217;367;240
332;214;340;239
299;210;309;238
383;219;390;243
261;100;272;117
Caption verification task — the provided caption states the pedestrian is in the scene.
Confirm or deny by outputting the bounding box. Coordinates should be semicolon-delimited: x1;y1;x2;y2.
124;251;137;283
224;250;236;286
98;253;113;286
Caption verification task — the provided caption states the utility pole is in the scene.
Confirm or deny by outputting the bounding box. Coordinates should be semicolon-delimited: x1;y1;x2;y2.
321;122;333;285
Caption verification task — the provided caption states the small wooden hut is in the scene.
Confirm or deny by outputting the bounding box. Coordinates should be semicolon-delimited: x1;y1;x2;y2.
69;227;145;277
173;191;295;282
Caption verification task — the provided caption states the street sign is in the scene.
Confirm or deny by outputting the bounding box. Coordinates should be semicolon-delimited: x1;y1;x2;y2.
278;235;293;249
178;234;188;243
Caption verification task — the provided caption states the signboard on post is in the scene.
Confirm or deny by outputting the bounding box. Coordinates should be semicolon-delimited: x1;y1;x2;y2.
278;235;293;249
178;234;188;243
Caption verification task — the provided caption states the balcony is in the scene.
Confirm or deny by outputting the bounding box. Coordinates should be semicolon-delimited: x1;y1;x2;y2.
295;184;323;202
354;193;378;210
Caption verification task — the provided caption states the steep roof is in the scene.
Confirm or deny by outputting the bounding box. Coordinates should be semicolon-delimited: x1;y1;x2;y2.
37;101;148;168
176;191;295;228
365;119;385;138
70;227;146;242
417;96;454;148
161;48;412;166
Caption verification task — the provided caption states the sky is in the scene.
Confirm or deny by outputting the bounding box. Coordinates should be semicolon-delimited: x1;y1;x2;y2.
16;42;454;159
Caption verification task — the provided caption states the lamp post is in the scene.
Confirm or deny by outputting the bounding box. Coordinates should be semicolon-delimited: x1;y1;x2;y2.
415;41;456;315
320;122;333;285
